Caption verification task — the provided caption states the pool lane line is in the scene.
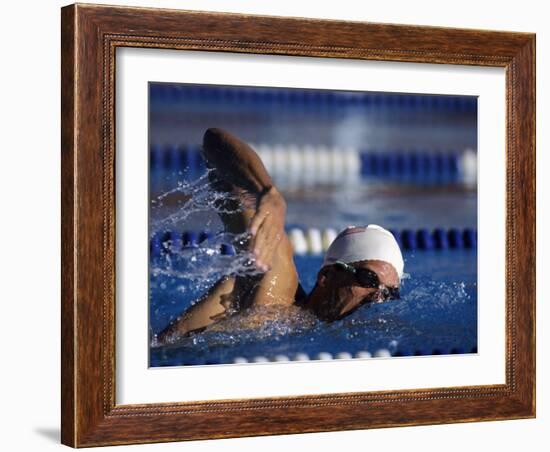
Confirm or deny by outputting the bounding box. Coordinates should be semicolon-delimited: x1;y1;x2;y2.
159;345;478;366
229;346;477;364
149;145;477;187
150;84;477;114
149;227;477;258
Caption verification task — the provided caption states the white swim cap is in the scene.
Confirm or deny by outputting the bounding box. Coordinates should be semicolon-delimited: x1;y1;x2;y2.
322;224;404;279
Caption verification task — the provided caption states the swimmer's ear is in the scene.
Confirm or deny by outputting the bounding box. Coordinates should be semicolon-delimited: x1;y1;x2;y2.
317;268;329;287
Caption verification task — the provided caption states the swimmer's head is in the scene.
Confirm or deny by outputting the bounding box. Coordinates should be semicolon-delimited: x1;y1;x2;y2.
323;225;404;278
306;225;404;322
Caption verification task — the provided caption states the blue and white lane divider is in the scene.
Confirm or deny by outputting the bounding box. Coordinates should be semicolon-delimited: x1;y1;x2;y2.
149;145;477;186
175;345;478;365
230;346;478;364
150;144;206;179
150;227;477;258
289;227;478;253
150;84;477;113
233;350;383;364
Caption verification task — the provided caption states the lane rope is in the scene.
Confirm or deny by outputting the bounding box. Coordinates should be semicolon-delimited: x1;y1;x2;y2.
150;227;477;257
150;84;477;114
149;144;477;185
162;346;478;366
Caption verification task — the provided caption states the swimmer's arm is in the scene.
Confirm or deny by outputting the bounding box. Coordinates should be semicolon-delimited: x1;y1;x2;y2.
202;128;274;196
248;233;298;307
202;128;287;271
156;273;270;344
156;277;236;344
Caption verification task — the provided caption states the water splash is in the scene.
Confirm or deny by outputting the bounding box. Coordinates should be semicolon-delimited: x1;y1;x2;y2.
202;304;317;341
148;170;477;364
149;166;266;288
151;303;318;351
149;169;276;346
150;169;245;233
152;231;261;284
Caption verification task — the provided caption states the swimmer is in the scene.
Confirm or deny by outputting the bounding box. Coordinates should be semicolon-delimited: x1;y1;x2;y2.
157;128;404;344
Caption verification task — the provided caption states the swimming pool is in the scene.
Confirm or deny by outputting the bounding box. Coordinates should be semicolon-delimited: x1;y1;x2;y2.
148;174;478;367
148;83;478;367
149;244;477;366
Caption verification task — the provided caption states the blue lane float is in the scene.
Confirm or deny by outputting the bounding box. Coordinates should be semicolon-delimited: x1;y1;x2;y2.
159;345;478;366
150;84;477;114
149;145;206;181
448;228;464;249
182;231;198;248
220;243;235;256
150;232;163;257
393;228;477;251
198;231;214;244
359;150;461;182
149;144;474;185
433;228;450;249
149;227;478;258
397;345;477;357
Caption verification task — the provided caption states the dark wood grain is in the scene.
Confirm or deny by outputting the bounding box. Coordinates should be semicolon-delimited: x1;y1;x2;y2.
60;5;76;446
61;3;536;447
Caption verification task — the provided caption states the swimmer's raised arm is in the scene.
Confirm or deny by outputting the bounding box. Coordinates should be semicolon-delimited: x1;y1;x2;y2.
203;128;274;195
202;128;286;271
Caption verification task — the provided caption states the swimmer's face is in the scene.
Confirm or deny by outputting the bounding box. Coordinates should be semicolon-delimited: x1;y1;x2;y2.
308;260;400;322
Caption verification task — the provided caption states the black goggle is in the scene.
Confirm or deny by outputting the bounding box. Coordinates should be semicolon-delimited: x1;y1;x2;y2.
333;261;400;301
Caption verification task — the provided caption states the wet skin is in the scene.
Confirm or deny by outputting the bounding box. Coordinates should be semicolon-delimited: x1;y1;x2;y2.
304;260;400;322
156;128;400;344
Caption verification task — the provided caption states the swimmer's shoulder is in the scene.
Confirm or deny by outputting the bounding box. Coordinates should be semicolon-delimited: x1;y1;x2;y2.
293;282;308;307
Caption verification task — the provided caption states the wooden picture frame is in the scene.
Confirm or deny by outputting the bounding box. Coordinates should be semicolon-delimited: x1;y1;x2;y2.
61;3;535;447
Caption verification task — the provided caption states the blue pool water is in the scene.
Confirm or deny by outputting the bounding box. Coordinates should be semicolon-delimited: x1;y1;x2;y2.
148;83;478;367
149;247;477;366
151;177;477;237
148;174;478;367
